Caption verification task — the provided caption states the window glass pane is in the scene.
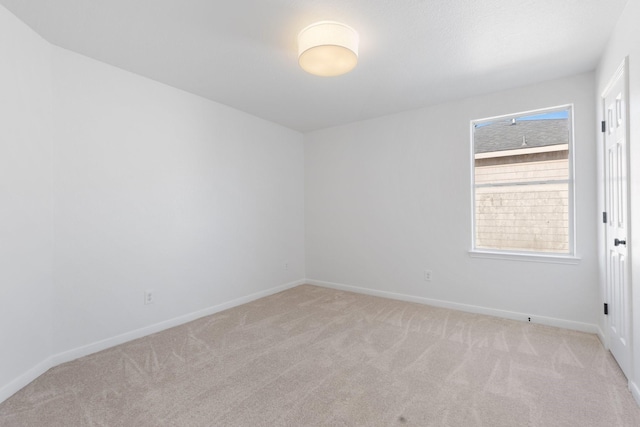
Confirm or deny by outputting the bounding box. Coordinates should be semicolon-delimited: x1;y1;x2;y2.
472;107;572;254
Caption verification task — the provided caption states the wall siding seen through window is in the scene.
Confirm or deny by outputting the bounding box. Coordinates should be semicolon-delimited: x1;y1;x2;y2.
472;108;572;254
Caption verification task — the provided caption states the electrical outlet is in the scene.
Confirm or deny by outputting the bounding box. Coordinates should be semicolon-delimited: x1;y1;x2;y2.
144;289;155;305
424;270;432;281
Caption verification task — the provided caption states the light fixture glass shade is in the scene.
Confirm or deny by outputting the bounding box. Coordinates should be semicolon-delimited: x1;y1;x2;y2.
298;21;359;77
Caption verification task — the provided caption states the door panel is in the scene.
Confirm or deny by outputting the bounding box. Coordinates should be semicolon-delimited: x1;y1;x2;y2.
603;59;630;378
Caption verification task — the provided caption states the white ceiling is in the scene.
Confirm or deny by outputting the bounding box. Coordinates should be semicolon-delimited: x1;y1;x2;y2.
1;0;627;132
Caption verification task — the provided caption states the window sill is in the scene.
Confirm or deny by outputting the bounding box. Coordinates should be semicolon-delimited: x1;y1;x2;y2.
468;249;581;265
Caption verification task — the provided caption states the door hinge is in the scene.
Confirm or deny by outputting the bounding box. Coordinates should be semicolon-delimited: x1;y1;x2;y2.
602;121;606;133
604;303;609;315
603;212;607;224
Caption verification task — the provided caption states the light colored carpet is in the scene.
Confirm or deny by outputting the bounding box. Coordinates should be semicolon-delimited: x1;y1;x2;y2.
1;284;639;426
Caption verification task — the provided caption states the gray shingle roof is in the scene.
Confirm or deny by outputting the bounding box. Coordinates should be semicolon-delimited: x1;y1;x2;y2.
474;118;569;154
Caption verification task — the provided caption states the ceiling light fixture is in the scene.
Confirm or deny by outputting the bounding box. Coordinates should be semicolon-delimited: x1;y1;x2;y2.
297;21;359;77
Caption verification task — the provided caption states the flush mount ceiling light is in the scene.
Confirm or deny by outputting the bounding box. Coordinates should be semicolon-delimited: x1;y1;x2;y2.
297;21;359;77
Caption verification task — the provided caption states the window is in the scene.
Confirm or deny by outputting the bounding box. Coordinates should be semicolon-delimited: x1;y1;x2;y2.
471;105;575;258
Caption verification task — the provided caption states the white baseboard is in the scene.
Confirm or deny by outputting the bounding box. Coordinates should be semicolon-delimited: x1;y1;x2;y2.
0;358;53;405
307;279;599;334
0;279;305;405
630;380;640;406
52;279;305;366
596;325;607;348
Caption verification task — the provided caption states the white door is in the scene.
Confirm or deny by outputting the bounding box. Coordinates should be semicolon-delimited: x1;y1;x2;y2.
603;59;631;379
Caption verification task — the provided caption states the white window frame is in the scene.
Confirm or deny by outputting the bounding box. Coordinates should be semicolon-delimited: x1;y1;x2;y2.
469;104;580;264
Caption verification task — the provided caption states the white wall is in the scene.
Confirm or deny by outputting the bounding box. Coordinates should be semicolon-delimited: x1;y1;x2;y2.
0;3;305;402
596;0;640;403
0;6;53;397
305;72;598;330
51;47;305;355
